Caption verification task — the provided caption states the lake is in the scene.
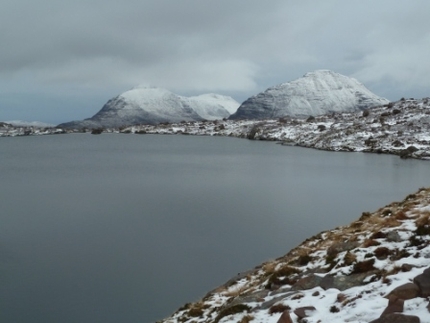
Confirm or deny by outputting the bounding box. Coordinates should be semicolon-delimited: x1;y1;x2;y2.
1;134;429;323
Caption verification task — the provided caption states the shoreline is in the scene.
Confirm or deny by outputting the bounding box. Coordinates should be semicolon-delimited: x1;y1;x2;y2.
1;97;430;160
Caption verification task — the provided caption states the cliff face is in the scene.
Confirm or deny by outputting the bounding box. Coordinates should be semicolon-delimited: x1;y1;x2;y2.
229;70;389;120
159;188;430;323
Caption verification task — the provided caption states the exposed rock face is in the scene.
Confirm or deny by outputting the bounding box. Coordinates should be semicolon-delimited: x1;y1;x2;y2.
58;87;239;129
229;70;389;120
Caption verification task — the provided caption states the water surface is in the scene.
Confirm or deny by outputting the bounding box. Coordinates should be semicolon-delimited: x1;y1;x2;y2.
1;134;429;323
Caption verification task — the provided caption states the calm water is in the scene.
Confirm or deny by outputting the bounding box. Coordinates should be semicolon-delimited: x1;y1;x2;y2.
1;134;429;323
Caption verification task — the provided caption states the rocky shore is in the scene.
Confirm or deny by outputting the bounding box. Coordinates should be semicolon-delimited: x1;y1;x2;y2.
158;188;430;323
121;97;430;160
2;97;430;160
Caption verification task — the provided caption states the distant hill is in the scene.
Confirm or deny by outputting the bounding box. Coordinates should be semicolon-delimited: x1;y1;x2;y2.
229;70;389;120
58;87;240;129
5;120;55;127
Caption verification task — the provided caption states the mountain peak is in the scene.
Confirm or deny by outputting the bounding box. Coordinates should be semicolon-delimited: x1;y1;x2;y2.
230;70;388;120
58;87;239;129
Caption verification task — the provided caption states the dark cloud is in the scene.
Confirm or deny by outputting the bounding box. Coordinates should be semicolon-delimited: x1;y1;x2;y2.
1;0;429;123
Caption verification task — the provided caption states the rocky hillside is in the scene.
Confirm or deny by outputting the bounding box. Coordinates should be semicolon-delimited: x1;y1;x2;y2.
119;97;430;160
157;187;430;323
229;70;389;120
57;87;239;129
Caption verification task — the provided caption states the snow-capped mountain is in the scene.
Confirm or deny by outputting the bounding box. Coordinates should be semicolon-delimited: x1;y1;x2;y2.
183;93;239;120
229;70;389;120
58;87;240;129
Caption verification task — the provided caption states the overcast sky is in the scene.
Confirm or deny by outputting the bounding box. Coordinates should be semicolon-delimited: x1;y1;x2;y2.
1;0;429;124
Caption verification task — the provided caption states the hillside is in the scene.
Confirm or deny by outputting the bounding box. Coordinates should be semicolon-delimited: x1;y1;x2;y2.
120;97;430;160
229;70;389;120
158;187;430;323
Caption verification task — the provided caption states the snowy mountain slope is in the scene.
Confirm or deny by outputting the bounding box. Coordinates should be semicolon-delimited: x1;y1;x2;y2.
58;87;239;129
158;187;430;323
229;70;389;120
184;94;239;120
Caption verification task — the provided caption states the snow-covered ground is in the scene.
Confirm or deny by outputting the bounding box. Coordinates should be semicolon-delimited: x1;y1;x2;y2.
160;188;430;323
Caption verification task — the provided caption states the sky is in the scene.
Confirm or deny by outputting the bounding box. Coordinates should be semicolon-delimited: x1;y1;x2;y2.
1;0;430;124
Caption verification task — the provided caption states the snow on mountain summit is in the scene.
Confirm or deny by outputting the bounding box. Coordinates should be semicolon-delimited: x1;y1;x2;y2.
229;70;389;120
58;87;240;129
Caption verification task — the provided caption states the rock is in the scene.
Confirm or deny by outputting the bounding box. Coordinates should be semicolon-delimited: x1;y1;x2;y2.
291;274;323;291
369;313;420;323
277;310;293;323
380;295;404;317
260;293;296;310
228;290;271;307
386;231;402;242
293;306;316;319
413;267;430;297
401;264;414;272
407;145;419;153
326;241;359;258
320;272;376;291
91;128;103;134
385;283;419;300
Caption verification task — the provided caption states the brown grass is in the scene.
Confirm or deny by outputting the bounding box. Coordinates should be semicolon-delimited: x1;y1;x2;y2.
351;259;375;274
238;315;254;323
362;239;381;248
343;251;357;266
374;247;392;260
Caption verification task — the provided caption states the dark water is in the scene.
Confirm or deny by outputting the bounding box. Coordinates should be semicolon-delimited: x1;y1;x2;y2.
0;134;429;323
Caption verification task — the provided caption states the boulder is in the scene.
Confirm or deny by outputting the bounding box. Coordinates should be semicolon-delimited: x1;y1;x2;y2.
401;264;414;272
380;295;404;317
291;274;323;291
369;313;420;323
385;283;419;300
293;306;316;320
413;267;430;297
326;241;359;258
320;272;376;291
277;310;293;323
386;231;402;242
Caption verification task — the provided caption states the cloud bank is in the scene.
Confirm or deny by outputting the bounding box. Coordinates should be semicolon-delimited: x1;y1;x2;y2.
1;0;429;123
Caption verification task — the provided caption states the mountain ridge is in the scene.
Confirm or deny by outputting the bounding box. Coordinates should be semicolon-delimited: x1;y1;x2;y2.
58;87;240;129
